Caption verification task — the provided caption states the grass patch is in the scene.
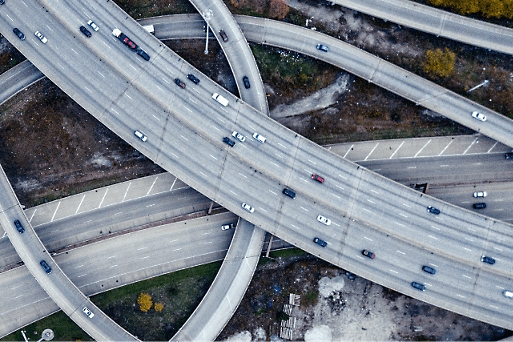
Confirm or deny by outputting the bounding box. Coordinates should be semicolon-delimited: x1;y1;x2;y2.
1;311;92;341
268;247;308;259
114;0;196;19
2;262;221;341
91;261;221;340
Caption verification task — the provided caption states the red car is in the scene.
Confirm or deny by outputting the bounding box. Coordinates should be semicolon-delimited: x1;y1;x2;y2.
123;37;137;49
362;250;375;259
311;174;325;183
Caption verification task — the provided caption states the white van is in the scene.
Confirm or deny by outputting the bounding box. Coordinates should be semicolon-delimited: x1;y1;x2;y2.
212;93;229;107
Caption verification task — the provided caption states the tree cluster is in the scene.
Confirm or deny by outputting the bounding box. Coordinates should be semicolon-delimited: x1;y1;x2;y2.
423;48;456;78
428;0;513;18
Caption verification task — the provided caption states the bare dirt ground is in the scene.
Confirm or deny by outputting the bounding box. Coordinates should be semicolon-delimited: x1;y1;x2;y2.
219;255;511;341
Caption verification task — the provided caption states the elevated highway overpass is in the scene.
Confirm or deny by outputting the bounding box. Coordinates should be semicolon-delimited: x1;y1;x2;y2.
332;0;513;56
2;0;513;334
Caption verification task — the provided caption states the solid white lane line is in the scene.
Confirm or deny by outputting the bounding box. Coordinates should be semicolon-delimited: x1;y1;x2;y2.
364;143;379;161
342;145;353;159
98;188;109;208
438;139;452;156
463;137;478;154
146;176;158;196
122;182;131;202
50;201;61;222
389;141;405;159
415;139;431;157
75;195;86;214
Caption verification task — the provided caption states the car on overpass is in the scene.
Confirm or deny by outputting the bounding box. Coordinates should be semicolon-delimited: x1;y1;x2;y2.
14;219;24;233
427;206;440;215
313;237;327;247
316;215;331;225
471;111;487;122
13;28;25;41
481;255;495;265
80;26;92;38
316;43;329;52
231;131;245;142
82;306;94;318
411;281;426;291
87;20;99;31
362;250;375;259
422;265;436;275
34;31;47;44
241;203;254;213
134;130;147;142
39;260;52;274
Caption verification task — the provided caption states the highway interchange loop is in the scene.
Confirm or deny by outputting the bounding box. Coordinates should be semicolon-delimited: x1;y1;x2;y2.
1;0;513;339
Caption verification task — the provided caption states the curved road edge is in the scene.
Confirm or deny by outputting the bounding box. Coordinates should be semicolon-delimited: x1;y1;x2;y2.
171;220;266;341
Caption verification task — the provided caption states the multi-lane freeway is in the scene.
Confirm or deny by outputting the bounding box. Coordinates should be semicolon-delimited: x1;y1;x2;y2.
2;0;513;337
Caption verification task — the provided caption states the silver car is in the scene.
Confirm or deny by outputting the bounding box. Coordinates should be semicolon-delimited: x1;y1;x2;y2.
34;30;48;44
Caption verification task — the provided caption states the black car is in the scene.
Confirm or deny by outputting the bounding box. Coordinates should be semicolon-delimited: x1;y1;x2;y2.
282;188;296;199
13;28;25;41
137;48;150;61
481;255;495;265
505;152;513;159
473;202;486;209
79;26;92;38
427;206;440;215
242;76;250;89
422;265;436;275
0;0;5;5
174;78;186;89
219;29;228;42
362;250;375;259
223;137;235;147
411;281;426;291
40;260;52;274
187;74;200;84
14;219;24;233
313;237;327;247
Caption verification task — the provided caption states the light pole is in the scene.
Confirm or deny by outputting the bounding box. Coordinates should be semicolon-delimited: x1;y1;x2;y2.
204;9;213;55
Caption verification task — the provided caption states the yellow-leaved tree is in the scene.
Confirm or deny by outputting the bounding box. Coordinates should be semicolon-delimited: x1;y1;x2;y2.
137;293;153;313
423;48;456;78
154;302;164;312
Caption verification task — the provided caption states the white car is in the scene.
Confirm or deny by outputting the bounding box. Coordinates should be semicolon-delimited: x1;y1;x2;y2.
317;215;331;226
503;290;513;299
471;111;487;122
232;131;246;142
82;307;94;318
34;31;47;44
221;223;234;230
241;202;254;213
473;191;487;198
253;133;266;143
87;20;99;31
134;130;148;142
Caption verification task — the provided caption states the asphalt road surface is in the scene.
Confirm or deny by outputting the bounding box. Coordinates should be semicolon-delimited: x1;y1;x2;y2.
1;0;513;333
